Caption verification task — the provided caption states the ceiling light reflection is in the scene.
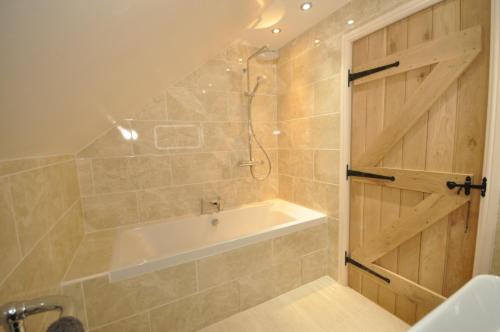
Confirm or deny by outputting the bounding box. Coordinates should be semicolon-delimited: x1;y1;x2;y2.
300;2;313;11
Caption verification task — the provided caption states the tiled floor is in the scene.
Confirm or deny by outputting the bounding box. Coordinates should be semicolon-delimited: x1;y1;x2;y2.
200;276;409;332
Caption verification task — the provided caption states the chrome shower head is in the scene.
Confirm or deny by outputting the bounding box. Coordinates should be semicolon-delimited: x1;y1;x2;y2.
256;49;279;62
247;46;280;62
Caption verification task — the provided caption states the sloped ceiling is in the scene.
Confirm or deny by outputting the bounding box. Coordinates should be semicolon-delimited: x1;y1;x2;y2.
0;0;272;159
0;0;350;159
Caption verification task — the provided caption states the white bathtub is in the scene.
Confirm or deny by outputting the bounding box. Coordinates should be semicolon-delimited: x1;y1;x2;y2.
109;199;326;282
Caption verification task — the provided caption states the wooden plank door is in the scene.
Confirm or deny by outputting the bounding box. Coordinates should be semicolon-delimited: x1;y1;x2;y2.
348;0;490;325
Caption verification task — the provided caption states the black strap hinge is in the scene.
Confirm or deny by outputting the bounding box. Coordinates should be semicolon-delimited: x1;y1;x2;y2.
346;165;395;181
447;176;487;197
348;61;400;86
345;252;390;284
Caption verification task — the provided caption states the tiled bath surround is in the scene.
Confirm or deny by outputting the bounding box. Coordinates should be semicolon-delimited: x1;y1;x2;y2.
63;223;328;331
76;43;279;232
0;156;84;331
276;0;412;280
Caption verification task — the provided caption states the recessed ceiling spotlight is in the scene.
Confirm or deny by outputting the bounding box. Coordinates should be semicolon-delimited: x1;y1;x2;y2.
300;2;313;11
314;39;320;45
271;28;282;34
225;67;231;72
347;19;355;25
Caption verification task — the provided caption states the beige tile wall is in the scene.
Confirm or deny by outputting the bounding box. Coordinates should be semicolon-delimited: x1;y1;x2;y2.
0;155;84;332
276;0;412;280
63;223;327;331
76;42;279;233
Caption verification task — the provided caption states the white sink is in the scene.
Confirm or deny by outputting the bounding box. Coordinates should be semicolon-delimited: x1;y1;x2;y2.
410;275;500;332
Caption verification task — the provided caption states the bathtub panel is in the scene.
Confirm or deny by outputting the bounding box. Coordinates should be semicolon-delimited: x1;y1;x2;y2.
150;281;240;332
238;268;276;310
83;262;197;328
197;240;273;290
301;249;328;284
239;259;303;311
272;223;328;265
271;259;303;296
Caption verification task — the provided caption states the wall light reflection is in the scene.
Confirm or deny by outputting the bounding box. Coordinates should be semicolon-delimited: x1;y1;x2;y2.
117;125;138;141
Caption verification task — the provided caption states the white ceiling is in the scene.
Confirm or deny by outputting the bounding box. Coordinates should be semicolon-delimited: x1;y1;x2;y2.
0;0;349;159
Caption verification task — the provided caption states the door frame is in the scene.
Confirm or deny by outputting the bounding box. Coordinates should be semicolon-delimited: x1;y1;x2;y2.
337;0;499;285
473;0;500;275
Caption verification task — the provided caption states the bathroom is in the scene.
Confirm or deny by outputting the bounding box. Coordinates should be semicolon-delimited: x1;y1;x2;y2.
1;0;499;331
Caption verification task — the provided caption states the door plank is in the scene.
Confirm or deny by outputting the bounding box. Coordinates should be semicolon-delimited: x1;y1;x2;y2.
348;36;370;293
417;0;461;319
354;51;480;168
375;18;408;314
352;193;470;263
395;9;434;322
444;0;491;296
350;167;471;194
360;29;387;303
351;25;481;85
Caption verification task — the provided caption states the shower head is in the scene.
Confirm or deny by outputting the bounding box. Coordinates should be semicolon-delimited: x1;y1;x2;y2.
256;49;279;62
247;46;280;62
245;46;279;96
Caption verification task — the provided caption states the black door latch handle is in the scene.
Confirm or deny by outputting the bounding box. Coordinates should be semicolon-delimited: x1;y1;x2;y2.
446;176;487;197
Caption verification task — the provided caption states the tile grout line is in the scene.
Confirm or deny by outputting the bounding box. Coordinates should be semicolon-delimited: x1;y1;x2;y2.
79;281;90;329
61;212;88;283
0;158;75;179
0;198;80;288
5;176;24;281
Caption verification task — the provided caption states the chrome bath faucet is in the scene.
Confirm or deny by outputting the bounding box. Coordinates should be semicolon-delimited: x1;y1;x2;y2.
200;197;222;214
